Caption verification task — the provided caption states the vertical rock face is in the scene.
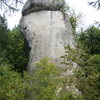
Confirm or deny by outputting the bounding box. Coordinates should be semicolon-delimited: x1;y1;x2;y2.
20;0;75;73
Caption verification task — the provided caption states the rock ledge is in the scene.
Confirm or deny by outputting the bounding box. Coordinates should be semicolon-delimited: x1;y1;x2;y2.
22;0;65;16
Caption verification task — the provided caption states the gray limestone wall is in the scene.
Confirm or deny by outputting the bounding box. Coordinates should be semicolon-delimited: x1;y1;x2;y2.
20;0;75;73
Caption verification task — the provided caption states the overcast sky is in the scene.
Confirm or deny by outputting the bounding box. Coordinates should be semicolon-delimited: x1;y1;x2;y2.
1;0;100;30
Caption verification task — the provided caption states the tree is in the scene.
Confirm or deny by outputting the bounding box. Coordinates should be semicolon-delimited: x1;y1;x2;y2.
76;54;100;100
61;3;83;35
0;64;36;100
89;0;100;10
5;26;29;72
0;15;8;50
30;57;60;100
75;25;100;100
0;0;23;12
25;57;83;100
0;15;28;72
79;26;100;54
0;65;25;100
0;15;9;66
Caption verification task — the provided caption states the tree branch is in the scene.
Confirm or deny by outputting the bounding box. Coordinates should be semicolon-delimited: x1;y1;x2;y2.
0;0;23;12
89;0;100;10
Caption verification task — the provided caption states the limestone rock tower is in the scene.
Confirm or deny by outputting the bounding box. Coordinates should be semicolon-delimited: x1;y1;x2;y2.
20;0;75;73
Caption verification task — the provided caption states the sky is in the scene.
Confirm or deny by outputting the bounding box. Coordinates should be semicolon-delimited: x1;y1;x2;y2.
66;0;100;30
1;0;100;30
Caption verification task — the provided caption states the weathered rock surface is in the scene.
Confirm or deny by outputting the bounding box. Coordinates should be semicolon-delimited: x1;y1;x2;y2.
20;0;80;96
20;10;75;73
22;0;65;15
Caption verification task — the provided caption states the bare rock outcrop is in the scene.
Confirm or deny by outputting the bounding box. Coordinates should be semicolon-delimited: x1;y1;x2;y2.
22;0;65;15
20;0;75;73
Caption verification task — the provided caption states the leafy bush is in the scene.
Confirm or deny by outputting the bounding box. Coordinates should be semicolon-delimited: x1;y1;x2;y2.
0;15;29;72
79;26;100;54
29;57;60;100
5;26;29;72
75;26;100;100
76;55;100;100
0;15;9;64
0;65;25;100
25;57;83;100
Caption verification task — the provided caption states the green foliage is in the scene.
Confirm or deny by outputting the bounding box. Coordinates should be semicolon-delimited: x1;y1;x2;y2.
60;46;85;100
5;26;29;72
76;54;100;100
0;15;8;52
0;15;30;100
69;12;83;35
61;46;77;65
60;43;100;100
0;65;25;100
79;26;100;54
0;57;84;100
60;3;70;13
75;26;100;100
56;90;84;100
0;15;9;66
29;57;60;100
60;3;81;35
0;64;36;100
25;57;84;100
69;12;77;34
0;15;28;72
